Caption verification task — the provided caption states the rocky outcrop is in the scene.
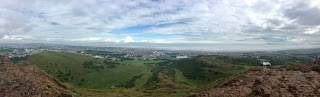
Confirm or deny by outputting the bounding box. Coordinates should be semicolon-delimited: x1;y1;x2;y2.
0;55;78;97
190;62;320;97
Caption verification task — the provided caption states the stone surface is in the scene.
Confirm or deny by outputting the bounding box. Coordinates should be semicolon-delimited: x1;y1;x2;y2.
190;62;320;97
0;55;78;97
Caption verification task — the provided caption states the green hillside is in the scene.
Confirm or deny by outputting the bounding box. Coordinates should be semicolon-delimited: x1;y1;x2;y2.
159;55;258;81
17;51;155;89
132;55;261;96
16;51;264;96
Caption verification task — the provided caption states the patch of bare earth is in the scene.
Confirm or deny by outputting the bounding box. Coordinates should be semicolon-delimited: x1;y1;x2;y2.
190;60;320;97
0;55;78;97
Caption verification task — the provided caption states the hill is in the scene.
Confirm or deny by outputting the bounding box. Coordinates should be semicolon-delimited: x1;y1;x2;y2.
14;52;263;96
5;51;318;96
0;55;78;96
139;55;260;96
190;59;320;97
16;51;167;96
16;51;156;89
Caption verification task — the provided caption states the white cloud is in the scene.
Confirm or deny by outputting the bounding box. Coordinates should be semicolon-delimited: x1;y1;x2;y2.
287;37;306;43
0;0;319;47
2;35;9;39
122;36;135;43
71;37;101;41
0;35;28;40
304;26;320;34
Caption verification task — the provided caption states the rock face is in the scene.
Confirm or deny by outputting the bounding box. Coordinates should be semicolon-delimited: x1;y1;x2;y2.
0;55;77;97
190;61;320;97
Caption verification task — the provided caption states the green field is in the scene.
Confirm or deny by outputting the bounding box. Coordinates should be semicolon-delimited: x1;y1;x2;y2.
17;51;265;96
17;51;157;89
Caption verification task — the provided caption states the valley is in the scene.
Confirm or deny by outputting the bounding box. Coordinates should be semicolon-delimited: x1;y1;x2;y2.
15;51;264;96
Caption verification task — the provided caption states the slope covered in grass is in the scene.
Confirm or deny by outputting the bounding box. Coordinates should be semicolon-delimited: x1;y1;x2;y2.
17;51;153;89
163;55;258;81
137;55;260;96
16;52;265;96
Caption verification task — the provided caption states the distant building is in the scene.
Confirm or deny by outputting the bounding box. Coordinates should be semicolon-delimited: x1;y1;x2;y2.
176;55;188;59
93;55;103;58
262;62;271;66
111;57;117;61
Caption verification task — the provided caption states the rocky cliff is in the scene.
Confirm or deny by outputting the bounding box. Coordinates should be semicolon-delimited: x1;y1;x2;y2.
190;59;320;97
0;55;78;97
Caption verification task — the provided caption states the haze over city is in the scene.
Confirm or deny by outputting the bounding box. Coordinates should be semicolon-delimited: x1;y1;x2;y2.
1;0;320;51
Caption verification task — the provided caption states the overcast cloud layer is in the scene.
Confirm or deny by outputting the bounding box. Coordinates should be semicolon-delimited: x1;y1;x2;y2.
0;0;320;51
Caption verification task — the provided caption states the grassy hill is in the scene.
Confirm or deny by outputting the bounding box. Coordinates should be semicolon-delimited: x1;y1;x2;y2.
164;55;259;81
17;51;155;89
135;55;261;96
16;51;268;96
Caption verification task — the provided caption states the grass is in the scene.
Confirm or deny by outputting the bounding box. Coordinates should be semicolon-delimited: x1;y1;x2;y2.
174;69;209;87
17;51;156;89
120;60;165;66
258;56;312;65
16;51;262;97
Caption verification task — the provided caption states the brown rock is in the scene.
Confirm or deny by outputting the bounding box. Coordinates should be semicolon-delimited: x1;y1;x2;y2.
190;63;320;97
0;55;78;97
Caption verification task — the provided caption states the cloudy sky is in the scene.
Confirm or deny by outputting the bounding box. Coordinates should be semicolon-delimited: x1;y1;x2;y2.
0;0;320;51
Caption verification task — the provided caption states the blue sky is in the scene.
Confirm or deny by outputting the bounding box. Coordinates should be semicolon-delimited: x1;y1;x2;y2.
0;0;320;51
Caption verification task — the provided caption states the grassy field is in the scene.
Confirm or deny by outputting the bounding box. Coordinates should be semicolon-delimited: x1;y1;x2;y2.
16;51;262;96
120;60;165;66
17;51;156;89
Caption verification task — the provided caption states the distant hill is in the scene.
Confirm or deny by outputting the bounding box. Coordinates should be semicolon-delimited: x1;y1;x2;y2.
0;55;78;96
190;58;320;97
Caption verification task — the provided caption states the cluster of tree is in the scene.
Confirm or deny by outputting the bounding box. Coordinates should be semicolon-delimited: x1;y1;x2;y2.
155;60;173;66
56;70;73;82
215;56;261;66
165;68;176;80
117;74;144;88
82;60;104;70
167;59;206;80
77;78;86;86
0;48;14;53
144;67;164;87
10;55;29;63
103;60;118;68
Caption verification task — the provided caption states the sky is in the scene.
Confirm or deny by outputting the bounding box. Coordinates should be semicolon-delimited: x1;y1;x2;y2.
0;0;320;51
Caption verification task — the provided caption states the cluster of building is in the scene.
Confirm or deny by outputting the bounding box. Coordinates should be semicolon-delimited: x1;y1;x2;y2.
0;48;44;58
2;44;318;63
0;45;195;60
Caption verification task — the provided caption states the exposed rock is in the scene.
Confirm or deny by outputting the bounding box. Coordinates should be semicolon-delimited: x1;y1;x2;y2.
190;62;320;97
0;55;78;97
